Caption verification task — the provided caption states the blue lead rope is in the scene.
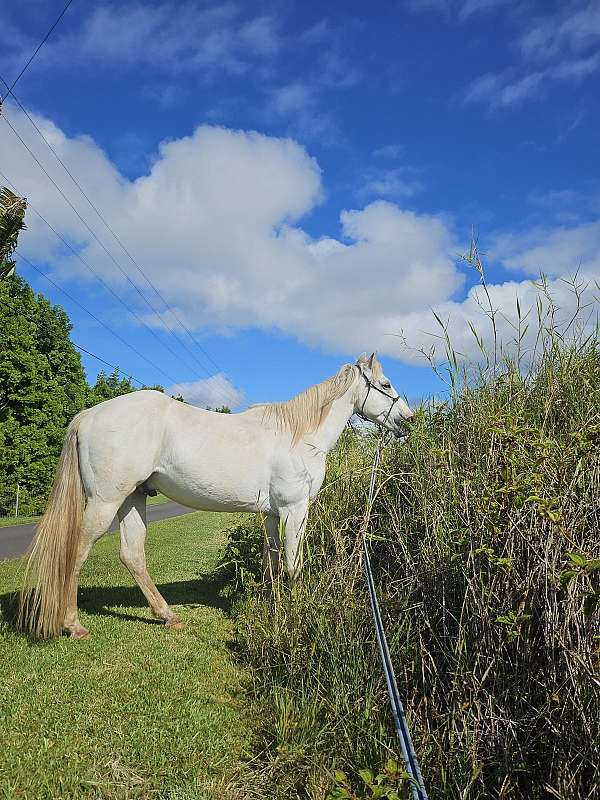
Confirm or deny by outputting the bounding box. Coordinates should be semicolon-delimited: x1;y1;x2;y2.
362;440;428;800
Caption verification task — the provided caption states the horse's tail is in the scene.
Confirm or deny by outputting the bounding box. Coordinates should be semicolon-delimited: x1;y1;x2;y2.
18;412;87;638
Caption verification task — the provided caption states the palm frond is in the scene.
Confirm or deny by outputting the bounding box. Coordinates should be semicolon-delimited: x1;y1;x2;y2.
0;186;27;279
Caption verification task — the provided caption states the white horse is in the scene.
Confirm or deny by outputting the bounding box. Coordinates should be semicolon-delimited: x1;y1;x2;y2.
20;353;413;639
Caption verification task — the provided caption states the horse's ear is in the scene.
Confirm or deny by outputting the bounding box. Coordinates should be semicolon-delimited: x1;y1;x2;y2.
356;353;369;366
367;351;377;369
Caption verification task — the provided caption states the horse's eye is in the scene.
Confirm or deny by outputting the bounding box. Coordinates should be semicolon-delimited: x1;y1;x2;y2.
381;382;391;389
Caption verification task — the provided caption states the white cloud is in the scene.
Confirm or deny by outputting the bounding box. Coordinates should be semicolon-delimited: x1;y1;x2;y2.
396;272;599;368
406;0;509;19
0;104;459;359
463;2;600;109
167;374;245;409
267;82;341;146
552;50;600;79
372;144;403;160
0;3;281;81
272;83;315;115
459;0;510;19
364;148;421;202
3;103;599;374
493;221;600;277
318;48;362;89
238;15;281;56
496;72;546;105
464;70;546;107
406;0;450;12
464;56;600;107
266;30;360;145
299;19;330;44
519;2;600;60
358;168;423;200
463;73;501;104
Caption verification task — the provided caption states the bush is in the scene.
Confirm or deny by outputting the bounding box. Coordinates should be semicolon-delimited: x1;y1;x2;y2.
227;296;600;799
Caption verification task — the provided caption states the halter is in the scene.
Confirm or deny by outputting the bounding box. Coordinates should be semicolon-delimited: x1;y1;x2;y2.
357;367;402;424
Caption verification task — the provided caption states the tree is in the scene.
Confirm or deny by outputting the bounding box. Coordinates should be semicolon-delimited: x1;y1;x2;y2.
0;275;88;515
86;369;137;406
86;369;163;407
209;405;231;413
0;187;26;281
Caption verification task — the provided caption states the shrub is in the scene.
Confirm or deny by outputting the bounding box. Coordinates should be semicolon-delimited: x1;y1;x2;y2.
227;284;600;799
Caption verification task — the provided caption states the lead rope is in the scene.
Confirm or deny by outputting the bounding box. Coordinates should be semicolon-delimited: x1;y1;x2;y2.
362;436;428;800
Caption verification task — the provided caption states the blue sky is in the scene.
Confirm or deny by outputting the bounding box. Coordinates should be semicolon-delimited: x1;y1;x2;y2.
1;0;599;408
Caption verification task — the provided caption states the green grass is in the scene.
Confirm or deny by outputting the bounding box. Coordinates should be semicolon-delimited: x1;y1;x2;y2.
147;492;170;506
0;494;171;529
0;515;39;528
0;511;252;800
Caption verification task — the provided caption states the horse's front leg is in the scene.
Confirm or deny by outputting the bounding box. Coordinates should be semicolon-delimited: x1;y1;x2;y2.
280;501;309;582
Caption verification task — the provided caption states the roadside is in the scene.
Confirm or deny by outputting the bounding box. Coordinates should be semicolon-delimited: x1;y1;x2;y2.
0;510;251;799
0;493;170;529
0;496;186;560
0;515;39;528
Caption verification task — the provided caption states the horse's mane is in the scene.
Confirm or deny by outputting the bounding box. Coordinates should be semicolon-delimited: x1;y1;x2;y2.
256;364;358;445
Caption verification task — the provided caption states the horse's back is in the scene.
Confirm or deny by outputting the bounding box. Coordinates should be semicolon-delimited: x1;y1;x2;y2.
77;391;276;511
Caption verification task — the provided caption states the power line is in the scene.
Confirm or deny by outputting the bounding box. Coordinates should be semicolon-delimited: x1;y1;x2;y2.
1;168;236;409
0;110;241;409
0;110;216;381
0;0;75;103
72;342;147;388
0;84;224;377
15;250;179;386
0;79;238;405
0;167;204;378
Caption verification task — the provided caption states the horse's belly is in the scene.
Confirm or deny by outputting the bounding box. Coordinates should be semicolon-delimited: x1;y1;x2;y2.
150;466;271;514
151;416;277;513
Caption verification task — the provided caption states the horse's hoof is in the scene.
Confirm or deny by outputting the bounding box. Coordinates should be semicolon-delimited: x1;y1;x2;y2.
69;626;90;640
166;619;185;631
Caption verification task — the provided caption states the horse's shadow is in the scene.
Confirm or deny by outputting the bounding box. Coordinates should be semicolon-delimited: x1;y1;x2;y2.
0;571;231;635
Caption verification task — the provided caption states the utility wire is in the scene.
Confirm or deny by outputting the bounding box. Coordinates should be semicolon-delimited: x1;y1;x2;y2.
0;82;223;377
1;169;236;407
72;341;147;388
0;0;75;103
0;9;237;407
16;250;179;386
0;110;216;381
0;168;205;379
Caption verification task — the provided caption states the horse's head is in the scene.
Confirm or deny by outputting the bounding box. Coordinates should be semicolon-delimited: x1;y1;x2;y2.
354;352;414;435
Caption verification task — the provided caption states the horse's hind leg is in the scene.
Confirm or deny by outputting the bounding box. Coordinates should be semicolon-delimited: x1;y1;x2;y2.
63;498;120;639
118;488;183;630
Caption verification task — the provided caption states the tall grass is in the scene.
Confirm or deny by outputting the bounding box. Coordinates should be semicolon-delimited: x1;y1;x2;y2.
225;279;600;799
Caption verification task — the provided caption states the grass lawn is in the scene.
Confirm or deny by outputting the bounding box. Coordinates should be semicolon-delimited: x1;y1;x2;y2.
0;515;40;528
0;494;171;529
0;511;252;800
147;493;170;506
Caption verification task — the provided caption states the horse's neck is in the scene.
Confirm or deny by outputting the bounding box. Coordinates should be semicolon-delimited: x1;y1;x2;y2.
308;384;357;454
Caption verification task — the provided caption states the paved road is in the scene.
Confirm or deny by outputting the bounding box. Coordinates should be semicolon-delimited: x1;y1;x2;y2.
0;501;196;560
